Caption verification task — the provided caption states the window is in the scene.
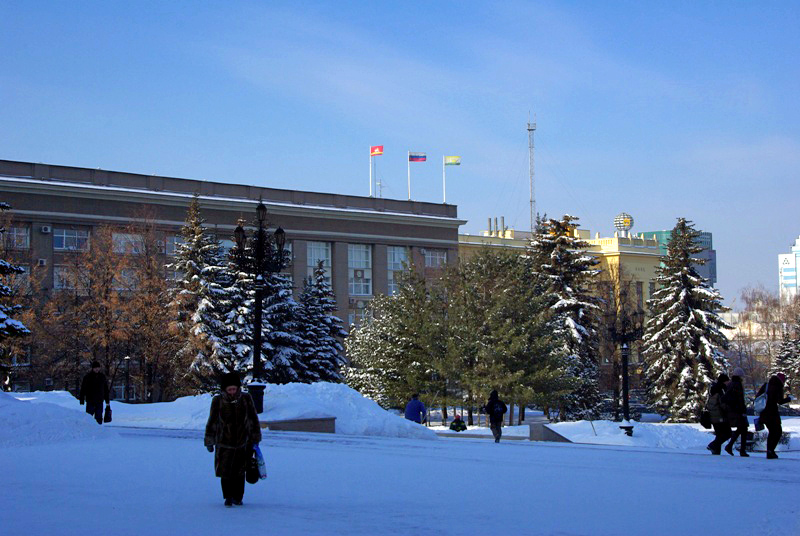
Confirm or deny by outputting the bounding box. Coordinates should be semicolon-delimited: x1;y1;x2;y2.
424;248;447;268
166;235;182;256
54;228;89;251
4;227;29;250
307;241;332;283
649;281;656;300
348;302;370;327
11;348;31;366
387;246;408;296
348;244;372;296
11;265;31;294
114;269;138;290
53;265;76;290
12;381;31;392
112;233;143;255
636;282;644;310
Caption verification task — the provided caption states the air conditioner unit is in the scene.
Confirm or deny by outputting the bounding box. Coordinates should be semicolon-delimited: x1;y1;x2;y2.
157;240;166;254
356;300;367;309
419;248;426;255
37;259;47;267
40;226;51;234
354;269;364;279
348;298;356;306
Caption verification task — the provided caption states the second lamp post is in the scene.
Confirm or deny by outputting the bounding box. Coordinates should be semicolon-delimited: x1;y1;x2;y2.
234;201;286;414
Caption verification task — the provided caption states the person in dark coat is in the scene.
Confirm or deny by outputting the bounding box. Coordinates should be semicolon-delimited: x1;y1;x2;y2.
485;390;507;443
404;394;426;424
723;368;749;457
204;372;262;507
756;372;793;459
705;374;731;455
79;361;110;425
449;414;467;432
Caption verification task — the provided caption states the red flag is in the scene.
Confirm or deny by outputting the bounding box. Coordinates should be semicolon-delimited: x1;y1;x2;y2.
370;145;384;156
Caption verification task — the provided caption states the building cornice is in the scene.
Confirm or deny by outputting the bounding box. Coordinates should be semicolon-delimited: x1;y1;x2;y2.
0;176;467;229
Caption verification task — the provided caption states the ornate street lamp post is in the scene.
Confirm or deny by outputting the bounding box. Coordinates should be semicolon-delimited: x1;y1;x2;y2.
234;201;286;414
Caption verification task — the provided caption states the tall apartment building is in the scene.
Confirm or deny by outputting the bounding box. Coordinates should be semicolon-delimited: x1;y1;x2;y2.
641;229;717;286
778;236;800;303
0;159;464;391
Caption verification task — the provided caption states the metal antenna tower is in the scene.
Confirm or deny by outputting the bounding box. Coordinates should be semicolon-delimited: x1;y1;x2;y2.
527;115;537;233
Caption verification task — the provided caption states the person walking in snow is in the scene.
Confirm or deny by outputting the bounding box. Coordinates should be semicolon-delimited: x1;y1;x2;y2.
204;372;262;507
404;393;426;424
449;414;467;432
756;372;793;459
723;367;749;457
79;361;110;425
705;373;731;455
485;390;507;443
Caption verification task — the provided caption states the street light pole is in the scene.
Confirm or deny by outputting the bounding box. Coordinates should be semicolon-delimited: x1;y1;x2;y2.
233;201;286;414
621;343;630;422
124;355;130;402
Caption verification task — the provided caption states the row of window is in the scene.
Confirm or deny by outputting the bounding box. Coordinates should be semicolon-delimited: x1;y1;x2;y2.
3;227;183;255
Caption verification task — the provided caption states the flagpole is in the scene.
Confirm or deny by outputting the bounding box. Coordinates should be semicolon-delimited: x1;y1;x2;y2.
369;151;373;197
442;155;446;204
407;152;411;200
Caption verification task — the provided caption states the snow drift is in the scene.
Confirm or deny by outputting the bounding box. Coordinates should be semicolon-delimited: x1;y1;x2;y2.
10;383;436;440
0;391;113;447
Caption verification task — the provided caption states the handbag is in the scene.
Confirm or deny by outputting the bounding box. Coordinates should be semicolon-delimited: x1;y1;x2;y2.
254;444;267;480
103;404;112;423
699;410;712;429
246;449;260;484
753;387;768;414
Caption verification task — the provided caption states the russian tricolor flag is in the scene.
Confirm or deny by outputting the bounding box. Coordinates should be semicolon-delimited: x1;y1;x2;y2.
408;152;426;162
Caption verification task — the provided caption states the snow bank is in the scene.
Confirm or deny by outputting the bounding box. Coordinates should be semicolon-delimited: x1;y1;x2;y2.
10;384;437;440
551;420;713;449
0;391;113;447
264;383;437;440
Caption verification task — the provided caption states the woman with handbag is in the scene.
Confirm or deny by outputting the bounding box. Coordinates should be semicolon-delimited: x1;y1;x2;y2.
204;372;262;507
705;373;731;455
723;368;749;457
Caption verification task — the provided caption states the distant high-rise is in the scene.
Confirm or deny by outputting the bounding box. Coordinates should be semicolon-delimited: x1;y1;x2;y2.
778;236;800;303
641;230;717;287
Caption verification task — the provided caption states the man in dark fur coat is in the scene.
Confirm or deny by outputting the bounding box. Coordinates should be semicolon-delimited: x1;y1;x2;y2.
79;361;109;425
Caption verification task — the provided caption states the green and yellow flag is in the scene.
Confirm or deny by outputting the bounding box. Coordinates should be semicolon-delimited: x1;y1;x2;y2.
444;156;461;166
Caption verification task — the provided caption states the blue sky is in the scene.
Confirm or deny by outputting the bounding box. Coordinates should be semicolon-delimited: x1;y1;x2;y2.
2;1;798;307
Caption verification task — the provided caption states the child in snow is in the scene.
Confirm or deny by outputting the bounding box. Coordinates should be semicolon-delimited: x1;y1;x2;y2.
449;414;467;432
204;372;262;507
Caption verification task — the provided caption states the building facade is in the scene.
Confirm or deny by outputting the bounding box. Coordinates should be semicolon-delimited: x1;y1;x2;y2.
778;236;800;303
0;159;464;391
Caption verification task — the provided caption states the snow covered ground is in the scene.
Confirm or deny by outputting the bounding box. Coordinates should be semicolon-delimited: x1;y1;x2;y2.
3;388;800;534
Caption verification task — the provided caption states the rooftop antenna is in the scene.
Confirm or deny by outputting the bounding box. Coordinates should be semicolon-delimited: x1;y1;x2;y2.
527;113;537;233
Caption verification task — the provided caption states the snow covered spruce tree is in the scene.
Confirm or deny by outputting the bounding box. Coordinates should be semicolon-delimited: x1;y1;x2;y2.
0;202;30;387
641;218;730;422
168;194;224;389
528;215;602;420
770;320;800;381
258;265;306;384
190;241;250;387
297;260;347;382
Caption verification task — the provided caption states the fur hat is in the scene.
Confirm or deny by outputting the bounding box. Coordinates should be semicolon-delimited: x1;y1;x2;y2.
91;361;101;369
776;372;786;383
220;372;241;389
732;367;745;378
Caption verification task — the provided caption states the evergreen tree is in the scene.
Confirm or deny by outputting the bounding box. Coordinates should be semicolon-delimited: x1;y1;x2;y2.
191;242;250;386
0;202;30;387
168;194;223;387
642;218;730;422
297;260;347;382
528;215;602;419
770;318;800;382
259;268;305;384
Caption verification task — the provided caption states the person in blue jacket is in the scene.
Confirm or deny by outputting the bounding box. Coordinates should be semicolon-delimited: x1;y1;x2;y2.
404;393;426;424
